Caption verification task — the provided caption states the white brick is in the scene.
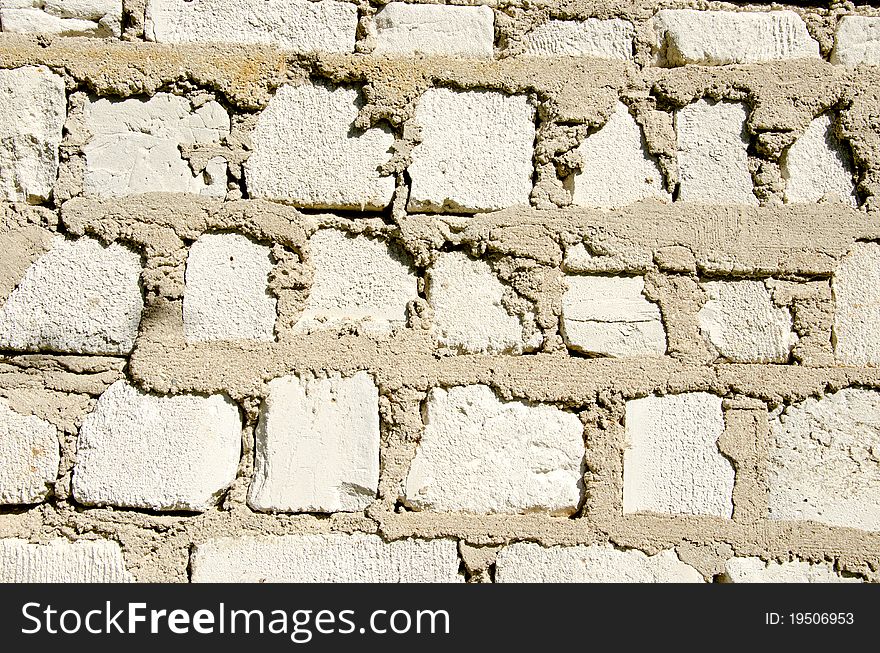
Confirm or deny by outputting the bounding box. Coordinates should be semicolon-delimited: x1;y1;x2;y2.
0;66;65;203
698;280;796;363
769;388;880;532
782;114;856;205
404;385;584;514
145;0;356;52
371;4;493;58
246;84;395;210
833;243;880;366
561;275;666;357
624;392;733;517
183;232;276;342
676;99;756;205
249;372;379;513
0;538;133;582
191;534;463;582
72;380;241;512
831;16;880;66
653;9;819;66
294;229;417;335
427;251;539;354
1;1;121;37
408;88;534;213
724;557;861;583
569;102;670;208
496;543;704;583
521;18;633;59
0;236;143;355
0;398;59;505
82;93;230;198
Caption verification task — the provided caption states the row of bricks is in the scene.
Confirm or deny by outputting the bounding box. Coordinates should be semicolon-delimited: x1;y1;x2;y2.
2;374;879;530
1;229;878;364
0;67;862;210
0;535;867;582
4;2;880;68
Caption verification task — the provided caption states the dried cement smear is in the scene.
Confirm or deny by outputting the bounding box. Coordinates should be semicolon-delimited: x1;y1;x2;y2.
0;0;879;584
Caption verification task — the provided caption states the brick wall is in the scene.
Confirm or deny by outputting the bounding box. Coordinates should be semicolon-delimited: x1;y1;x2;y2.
0;0;879;583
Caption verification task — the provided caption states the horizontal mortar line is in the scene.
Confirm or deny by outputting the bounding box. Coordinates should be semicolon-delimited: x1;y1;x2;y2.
371;510;880;559
126;340;880;402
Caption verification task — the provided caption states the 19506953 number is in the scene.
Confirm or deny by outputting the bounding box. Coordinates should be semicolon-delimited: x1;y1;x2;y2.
765;613;854;625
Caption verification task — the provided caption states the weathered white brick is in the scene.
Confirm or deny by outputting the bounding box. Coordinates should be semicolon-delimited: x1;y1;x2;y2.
249;372;379;513
0;398;59;505
521;18;634;59
624;392;734;517
569;102;669;208
782;114;856;205
769;388;880;532
82;93;230;198
561;275;666;357
1;0;121;37
0;538;133;582
183;232;276;342
427;251;539;354
408;88;535;213
724;557;861;583
72;381;241;512
831;16;880;67
294;229;417;335
0;66;65;203
404;385;584;514
145;0;356;52
371;4;493;58
653;9;819;66
246;84;395;210
698;280;796;363
676;99;756;205
496;543;704;583
191;534;463;582
0;236;143;355
833;243;880;366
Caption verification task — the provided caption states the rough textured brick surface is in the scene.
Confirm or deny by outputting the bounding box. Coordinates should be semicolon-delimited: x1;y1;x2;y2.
0;65;65;203
496;543;704;582
624;392;734;517
0;398;58;505
294;229;417;335
782;114;856;205
404;385;584;514
371;4;493;58
0;0;121;37
0;538;132;582
246;84;395;210
522;18;633;59
833;243;880;366
146;0;355;51
561;275;666;357
653;9;819;66
769;388;880;532
191;534;463;582
408;88;535;213
723;557;861;583
82;93;229;197
427;251;539;354
183;232;276;342
676;99;756;205
831;16;880;66
698;280;796;363
0;236;143;355
72;381;241;512
569;102;669;207
249;372;379;513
